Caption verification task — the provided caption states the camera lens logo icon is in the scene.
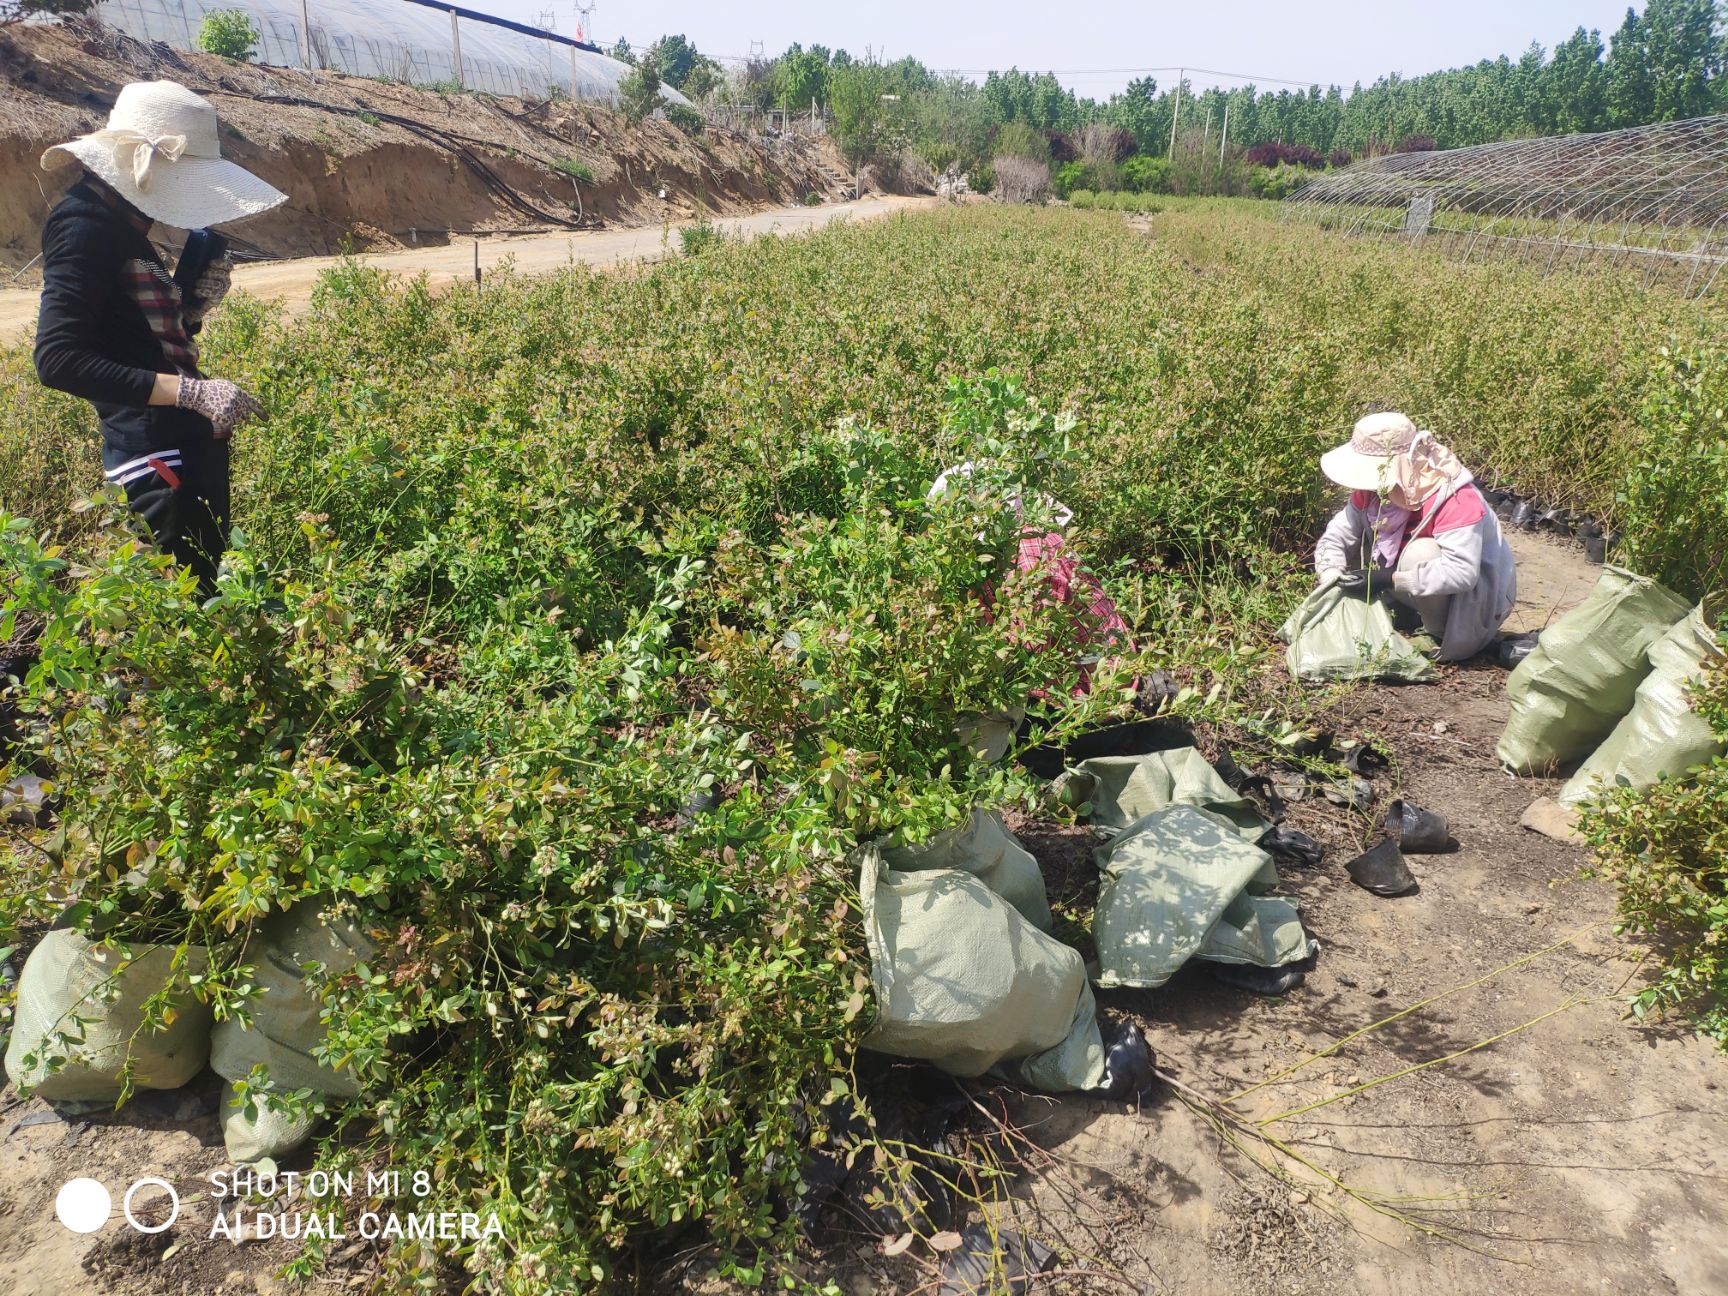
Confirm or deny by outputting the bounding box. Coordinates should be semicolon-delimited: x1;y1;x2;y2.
55;1177;180;1234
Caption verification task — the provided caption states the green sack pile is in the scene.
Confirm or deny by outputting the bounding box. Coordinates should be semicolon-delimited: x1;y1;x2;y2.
1497;566;1691;775
1280;575;1437;683
860;813;1104;1093
1092;805;1311;989
4;930;212;1108
1558;596;1725;807
212;900;376;1163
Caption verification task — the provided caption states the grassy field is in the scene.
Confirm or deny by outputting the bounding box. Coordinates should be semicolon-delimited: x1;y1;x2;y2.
2;200;1725;1290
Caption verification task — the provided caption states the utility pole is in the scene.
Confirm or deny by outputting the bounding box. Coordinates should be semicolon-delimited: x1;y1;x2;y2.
299;0;314;67
1168;68;1183;156
1220;100;1229;166
449;7;463;89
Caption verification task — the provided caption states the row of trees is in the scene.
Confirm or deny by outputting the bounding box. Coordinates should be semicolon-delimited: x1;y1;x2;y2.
625;2;1725;180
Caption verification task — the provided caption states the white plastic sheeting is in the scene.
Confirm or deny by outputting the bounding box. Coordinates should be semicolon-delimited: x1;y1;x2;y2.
95;0;689;105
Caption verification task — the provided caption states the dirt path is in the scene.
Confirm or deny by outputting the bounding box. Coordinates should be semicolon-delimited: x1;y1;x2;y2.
986;531;1728;1296
0;195;936;343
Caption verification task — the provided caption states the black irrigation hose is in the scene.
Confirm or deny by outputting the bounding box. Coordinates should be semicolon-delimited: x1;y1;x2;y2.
209;85;594;231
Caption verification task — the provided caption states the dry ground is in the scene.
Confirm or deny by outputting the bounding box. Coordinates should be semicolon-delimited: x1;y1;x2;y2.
2;534;1723;1296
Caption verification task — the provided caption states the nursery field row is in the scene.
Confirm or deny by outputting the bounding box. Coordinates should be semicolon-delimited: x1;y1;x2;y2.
1;200;1725;1290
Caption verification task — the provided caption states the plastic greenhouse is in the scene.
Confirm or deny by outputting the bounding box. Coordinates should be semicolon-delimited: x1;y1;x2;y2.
94;0;690;105
1281;116;1728;298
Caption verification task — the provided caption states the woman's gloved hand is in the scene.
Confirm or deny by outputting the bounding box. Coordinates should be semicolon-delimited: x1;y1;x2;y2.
176;375;264;440
182;260;231;324
1336;568;1396;597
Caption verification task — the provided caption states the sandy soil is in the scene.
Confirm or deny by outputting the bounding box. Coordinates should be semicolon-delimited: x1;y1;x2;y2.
0;194;936;342
3;532;1723;1296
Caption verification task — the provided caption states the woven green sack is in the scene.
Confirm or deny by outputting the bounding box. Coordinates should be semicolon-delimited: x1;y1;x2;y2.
1497;567;1690;775
1092;805;1310;990
1280;575;1437;683
1559;597;1725;806
858;846;1104;1092
4;931;212;1104
210;900;375;1162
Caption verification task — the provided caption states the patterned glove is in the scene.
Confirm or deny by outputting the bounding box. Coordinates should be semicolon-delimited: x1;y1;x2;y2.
182;260;232;324
176;376;264;440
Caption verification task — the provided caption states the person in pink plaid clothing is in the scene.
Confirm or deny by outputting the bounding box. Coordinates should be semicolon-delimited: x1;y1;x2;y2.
930;463;1132;698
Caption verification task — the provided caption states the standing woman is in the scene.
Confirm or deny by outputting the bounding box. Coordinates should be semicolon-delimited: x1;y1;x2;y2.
1314;412;1517;662
34;81;286;590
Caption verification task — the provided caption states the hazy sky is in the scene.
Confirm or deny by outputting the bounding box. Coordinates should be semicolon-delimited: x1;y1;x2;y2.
491;0;1644;98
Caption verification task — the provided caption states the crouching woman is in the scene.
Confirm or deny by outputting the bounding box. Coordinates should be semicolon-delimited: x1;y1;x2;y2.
1314;412;1516;662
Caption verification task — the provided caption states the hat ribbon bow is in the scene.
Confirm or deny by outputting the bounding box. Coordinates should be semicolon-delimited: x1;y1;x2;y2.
99;129;189;193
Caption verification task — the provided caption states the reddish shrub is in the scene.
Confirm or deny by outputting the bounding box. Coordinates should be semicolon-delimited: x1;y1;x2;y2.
1044;129;1078;163
1245;141;1326;169
1395;134;1437;153
1328;148;1352;167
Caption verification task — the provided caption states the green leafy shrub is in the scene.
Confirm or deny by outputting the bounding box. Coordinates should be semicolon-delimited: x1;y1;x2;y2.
1052;159;1091;199
665;103;704;136
1619;346;1728;601
1069;188;1096;209
1119;154;1170;193
1580;644;1728;1046
966;160;996;194
991;119;1049;164
678;215;721;255
195;7;258;61
551;156;595;182
1249;162;1312;200
0;362;1130;1287
618;54;663;121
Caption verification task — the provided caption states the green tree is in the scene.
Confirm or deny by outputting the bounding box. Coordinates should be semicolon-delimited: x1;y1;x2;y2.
912;76;994;175
775;43;832;110
1546;27;1609;132
618;53;663;121
1104;76;1163;154
1608;6;1658;125
1641;0;1725;119
195;7;258;61
829;60;909;174
647;33;700;87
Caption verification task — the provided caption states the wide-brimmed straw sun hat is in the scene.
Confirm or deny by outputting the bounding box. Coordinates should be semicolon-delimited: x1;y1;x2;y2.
41;81;286;229
1320;412;1419;492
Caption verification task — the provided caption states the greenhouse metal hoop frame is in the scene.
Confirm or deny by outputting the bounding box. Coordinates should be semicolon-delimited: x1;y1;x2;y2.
1280;115;1728;298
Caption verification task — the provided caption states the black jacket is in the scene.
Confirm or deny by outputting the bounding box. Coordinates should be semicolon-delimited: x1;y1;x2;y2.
33;180;213;459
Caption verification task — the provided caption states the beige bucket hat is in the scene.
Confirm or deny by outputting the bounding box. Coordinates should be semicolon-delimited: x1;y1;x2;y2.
1320;412;1418;493
41;80;286;229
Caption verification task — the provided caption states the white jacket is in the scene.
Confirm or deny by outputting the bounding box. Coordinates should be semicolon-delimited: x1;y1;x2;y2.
1314;473;1517;662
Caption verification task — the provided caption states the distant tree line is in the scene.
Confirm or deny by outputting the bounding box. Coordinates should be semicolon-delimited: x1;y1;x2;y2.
631;1;1723;187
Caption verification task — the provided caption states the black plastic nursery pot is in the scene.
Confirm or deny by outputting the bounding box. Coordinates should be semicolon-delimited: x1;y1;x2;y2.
1384;797;1451;853
1018;717;1193;781
1345;838;1417;896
